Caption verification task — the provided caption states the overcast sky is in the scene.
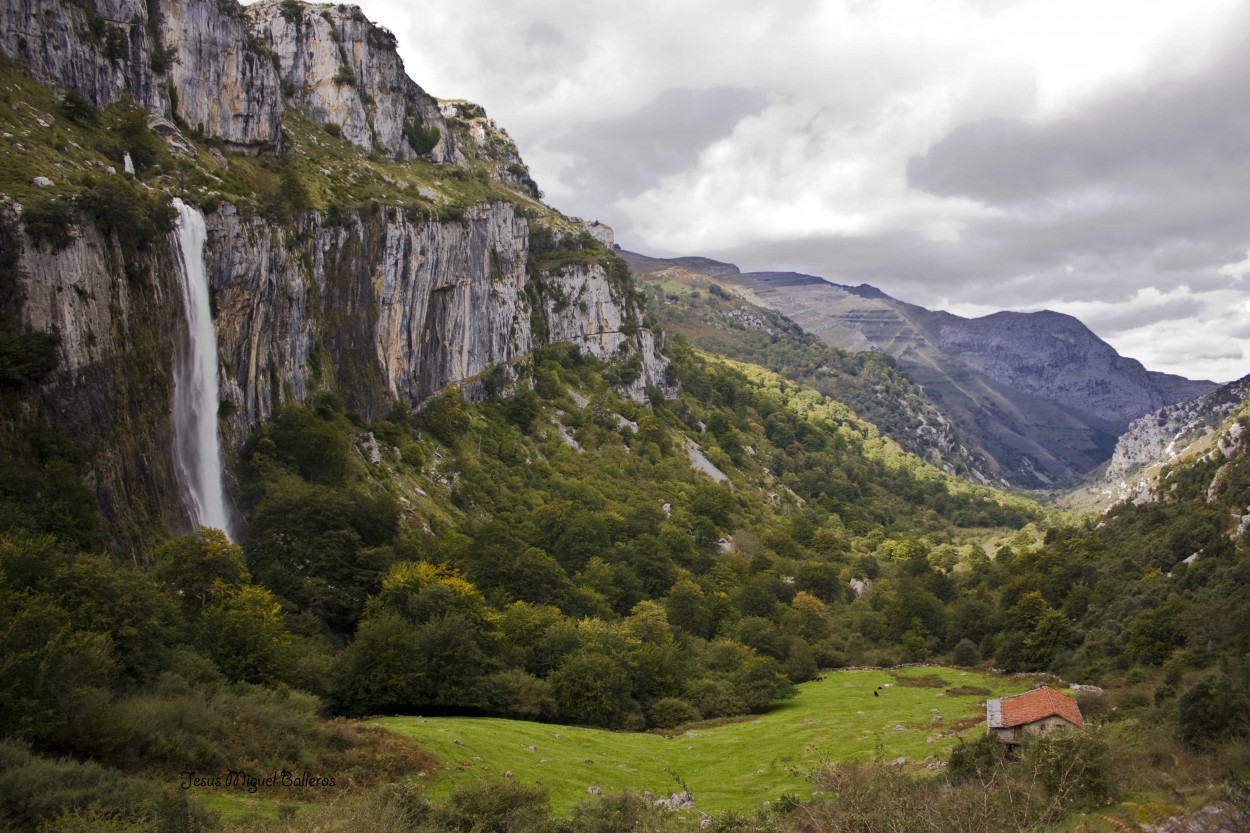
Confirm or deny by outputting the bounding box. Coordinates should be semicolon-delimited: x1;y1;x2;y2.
342;0;1249;382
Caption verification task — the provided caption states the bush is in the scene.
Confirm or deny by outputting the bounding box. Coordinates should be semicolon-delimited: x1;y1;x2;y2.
403;115;441;155
20;196;76;251
480;669;556;720
1023;728;1114;809
952;637;980;666
1178;674;1250;751
947;733;1006;784
0;740;210;832
644;696;700;729
0;329;60;388
550;652;631;728
428;780;556;833
76;178;175;253
58;91;97;125
333;64;356;86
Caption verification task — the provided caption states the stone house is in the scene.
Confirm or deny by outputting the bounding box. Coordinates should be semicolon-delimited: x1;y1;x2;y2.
986;686;1084;749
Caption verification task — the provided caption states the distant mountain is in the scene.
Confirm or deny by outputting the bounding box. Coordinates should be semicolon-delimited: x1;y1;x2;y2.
630;259;994;483
622;253;1217;487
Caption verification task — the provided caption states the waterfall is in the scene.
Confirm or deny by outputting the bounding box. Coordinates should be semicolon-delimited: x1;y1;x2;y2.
170;198;235;540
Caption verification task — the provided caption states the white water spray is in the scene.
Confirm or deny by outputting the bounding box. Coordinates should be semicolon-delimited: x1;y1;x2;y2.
171;198;234;540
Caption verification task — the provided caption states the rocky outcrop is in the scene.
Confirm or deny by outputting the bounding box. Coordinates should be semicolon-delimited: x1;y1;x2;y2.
246;0;449;162
0;0;166;110
160;0;284;150
540;259;669;401
1105;375;1250;483
439;100;540;196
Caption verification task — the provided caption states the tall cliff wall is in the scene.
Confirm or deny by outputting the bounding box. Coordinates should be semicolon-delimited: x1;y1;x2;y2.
1;0;668;543
244;0;451;162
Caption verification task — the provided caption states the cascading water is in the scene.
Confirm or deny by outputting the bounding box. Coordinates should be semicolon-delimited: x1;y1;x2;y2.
170;198;235;540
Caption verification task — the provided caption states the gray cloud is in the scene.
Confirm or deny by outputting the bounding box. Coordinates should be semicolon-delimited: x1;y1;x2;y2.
549;86;771;200
702;10;1250;329
907;13;1250;208
524;21;564;48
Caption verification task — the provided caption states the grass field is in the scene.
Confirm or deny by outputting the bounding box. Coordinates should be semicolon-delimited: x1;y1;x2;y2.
377;667;1033;814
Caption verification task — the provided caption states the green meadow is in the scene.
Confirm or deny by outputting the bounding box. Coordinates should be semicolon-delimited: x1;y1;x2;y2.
377;667;1032;815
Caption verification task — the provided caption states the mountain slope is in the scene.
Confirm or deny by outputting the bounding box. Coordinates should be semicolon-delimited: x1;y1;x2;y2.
625;256;1214;487
631;259;997;483
1063;374;1250;509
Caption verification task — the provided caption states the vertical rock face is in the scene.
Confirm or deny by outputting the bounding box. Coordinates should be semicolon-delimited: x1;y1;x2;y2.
159;0;284;150
0;0;165;109
1105;374;1250;484
205;200;669;447
206;201;531;441
17;213;188;536
246;0;450;162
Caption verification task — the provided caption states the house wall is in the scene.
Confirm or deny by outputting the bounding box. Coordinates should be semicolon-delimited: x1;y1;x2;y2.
992;716;1076;744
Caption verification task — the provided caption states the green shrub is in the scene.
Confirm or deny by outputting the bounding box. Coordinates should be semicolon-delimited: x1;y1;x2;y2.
0;329;60;388
75;178;174;253
644;696;700;729
947;733;1006;784
1178;673;1250;751
58;90;97;125
952;637;980;666
0;740;209;832
20;196;76;251
480;669;556;720
427;780;556;833
332;64;356;86
403;115;440;155
1023;728;1114;809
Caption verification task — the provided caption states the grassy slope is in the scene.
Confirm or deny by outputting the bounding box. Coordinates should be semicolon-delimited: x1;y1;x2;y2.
377;668;1032;815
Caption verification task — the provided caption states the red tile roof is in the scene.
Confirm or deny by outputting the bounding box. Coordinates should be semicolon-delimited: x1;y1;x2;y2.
995;686;1084;729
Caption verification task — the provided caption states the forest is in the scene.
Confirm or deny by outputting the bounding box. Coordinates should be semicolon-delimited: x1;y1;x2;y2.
2;236;1248;832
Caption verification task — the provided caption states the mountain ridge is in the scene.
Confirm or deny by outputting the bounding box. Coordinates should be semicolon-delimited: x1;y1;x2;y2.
621;251;1216;487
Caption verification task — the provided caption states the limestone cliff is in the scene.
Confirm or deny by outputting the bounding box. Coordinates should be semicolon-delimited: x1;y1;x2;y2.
160;0;284;150
1102;375;1250;491
0;0;166;111
245;0;450;162
0;0;668;542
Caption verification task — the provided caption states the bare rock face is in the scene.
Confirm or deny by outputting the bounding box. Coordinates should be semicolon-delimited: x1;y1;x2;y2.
15;207;186;536
1105;375;1250;484
201;201;668;446
439;100;540;196
159;0;284;150
246;0;450;162
0;0;166;109
937;311;1197;425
